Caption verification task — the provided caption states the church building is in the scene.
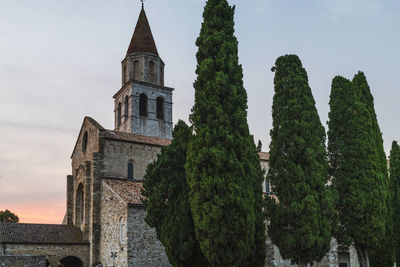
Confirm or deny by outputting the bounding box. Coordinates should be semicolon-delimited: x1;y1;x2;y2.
0;4;359;267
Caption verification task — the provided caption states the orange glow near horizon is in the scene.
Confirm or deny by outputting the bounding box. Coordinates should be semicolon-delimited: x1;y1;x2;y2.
1;202;65;224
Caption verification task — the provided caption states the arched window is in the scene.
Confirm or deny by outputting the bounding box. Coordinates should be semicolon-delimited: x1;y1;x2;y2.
128;163;134;180
117;103;122;126
124;96;129;117
133;60;139;80
156;97;164;120
139;94;148;117
149;61;155;82
75;183;84;226
82;131;88;153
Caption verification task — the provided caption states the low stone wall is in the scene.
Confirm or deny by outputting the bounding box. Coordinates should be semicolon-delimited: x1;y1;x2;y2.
3;243;90;267
0;255;46;267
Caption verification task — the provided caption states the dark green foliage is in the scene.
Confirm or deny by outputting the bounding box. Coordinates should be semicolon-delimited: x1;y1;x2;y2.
0;209;19;222
185;0;265;265
327;76;357;247
266;55;336;265
390;141;400;264
327;73;388;267
142;120;208;267
257;140;262;152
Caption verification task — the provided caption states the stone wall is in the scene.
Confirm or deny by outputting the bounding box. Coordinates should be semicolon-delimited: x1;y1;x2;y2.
69;118;106;266
100;182;128;267
0;255;46;267
103;139;161;180
3;243;89;267
127;206;171;266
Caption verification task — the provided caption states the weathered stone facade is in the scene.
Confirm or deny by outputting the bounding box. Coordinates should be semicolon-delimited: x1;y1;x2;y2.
2;243;89;267
100;182;128;266
103;138;162;181
0;255;47;267
127;207;170;266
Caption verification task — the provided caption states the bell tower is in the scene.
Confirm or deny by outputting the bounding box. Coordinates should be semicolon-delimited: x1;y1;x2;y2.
113;4;173;139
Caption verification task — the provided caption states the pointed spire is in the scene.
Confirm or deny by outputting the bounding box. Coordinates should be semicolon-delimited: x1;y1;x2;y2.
126;5;159;56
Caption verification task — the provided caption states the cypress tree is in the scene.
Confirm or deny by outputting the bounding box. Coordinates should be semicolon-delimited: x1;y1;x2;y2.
266;55;336;266
390;141;400;265
327;76;357;247
142;120;208;267
185;0;266;265
352;72;388;267
327;73;388;267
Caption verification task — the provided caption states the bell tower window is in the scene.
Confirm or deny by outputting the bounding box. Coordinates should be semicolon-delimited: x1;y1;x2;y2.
124;96;129;117
149;61;155;83
133;60;139;80
156;97;164;120
117;103;122;126
139;94;148;117
123;65;127;84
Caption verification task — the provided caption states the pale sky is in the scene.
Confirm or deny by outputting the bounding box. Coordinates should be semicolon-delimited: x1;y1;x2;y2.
0;0;399;223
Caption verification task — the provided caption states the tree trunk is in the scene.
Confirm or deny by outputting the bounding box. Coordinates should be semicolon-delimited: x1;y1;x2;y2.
356;246;370;267
299;263;308;267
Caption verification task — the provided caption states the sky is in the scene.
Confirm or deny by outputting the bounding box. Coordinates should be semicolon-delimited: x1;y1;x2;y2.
0;0;399;224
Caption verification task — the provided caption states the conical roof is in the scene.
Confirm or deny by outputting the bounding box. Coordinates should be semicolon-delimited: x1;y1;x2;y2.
126;6;159;56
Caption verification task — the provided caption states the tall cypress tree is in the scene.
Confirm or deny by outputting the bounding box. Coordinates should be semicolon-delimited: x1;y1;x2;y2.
266;55;336;266
352;72;388;267
142;120;209;267
390;141;400;265
327;73;388;267
185;0;265;265
327;76;357;247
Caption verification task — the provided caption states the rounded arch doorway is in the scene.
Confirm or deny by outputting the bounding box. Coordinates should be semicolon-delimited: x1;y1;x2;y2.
58;256;83;267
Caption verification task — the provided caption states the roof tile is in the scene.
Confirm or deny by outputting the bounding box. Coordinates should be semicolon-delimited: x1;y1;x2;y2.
0;223;87;244
104;179;143;205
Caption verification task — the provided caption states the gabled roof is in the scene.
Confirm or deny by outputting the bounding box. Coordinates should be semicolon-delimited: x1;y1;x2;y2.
71;116;105;158
103;130;171;146
126;6;159;56
103;179;143;206
0;223;87;245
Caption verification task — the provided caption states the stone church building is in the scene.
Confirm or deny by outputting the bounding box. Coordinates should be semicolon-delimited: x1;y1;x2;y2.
0;5;358;267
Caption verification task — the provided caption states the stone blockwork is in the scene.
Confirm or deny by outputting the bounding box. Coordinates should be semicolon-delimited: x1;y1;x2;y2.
100;182;128;267
127;206;170;266
3;244;89;267
103;139;161;180
0;255;46;267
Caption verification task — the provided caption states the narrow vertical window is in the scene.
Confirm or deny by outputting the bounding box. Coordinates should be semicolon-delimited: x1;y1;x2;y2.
82;131;88;153
119;217;125;244
160;66;164;85
117;103;122;126
156;97;164;120
128;163;134;180
123;65;127;83
133;60;139;80
149;61;155;82
139;94;148;117
124;96;129;117
75;183;84;226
